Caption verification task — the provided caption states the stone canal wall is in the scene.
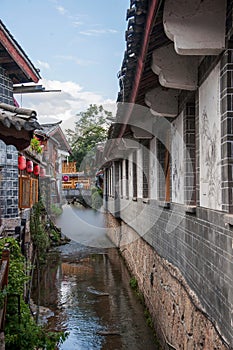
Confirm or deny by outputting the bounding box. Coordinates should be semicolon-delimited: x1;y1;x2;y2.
105;212;229;350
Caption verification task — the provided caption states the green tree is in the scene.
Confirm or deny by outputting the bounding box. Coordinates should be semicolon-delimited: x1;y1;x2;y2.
66;104;111;171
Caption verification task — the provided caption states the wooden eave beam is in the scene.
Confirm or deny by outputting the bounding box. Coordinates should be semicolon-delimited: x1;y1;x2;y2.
0;56;12;64
0;25;40;83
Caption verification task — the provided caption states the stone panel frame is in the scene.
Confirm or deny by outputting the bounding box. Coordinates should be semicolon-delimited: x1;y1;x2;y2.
220;47;233;213
184;103;196;206
195;91;200;207
177;92;196;207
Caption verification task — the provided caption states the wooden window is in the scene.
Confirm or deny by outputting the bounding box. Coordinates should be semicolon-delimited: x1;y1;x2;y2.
157;140;170;202
125;159;129;198
114;161;119;198
105;169;109;196
120;161;123;197
142;140;150;199
133;151;137;198
110;167;113;196
30;178;38;206
19;176;39;209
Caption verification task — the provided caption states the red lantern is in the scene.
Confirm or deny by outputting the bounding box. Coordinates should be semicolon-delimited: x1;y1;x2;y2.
18;155;26;170
26;160;33;173
34;164;40;176
62;175;69;182
40;168;45;177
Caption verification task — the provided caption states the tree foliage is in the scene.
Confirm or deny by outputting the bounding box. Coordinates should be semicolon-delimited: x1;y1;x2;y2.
66;104;111;171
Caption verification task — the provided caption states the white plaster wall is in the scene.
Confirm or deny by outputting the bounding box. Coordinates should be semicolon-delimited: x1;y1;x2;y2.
199;62;221;210
172;112;184;204
150;137;158;200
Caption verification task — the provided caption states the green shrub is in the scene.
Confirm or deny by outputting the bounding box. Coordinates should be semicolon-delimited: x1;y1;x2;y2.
91;188;103;209
129;276;138;290
50;229;60;242
50;204;63;217
0;238;67;350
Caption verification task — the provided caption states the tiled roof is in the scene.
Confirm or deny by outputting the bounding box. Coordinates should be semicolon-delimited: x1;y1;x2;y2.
0;102;41;150
0;103;41;131
37;121;72;153
117;0;169;105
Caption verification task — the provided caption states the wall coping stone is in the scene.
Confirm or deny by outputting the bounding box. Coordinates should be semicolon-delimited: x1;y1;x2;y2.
224;213;233;225
158;201;170;209
184;205;196;214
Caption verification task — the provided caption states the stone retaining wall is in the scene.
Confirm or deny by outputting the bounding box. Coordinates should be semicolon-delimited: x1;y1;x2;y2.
105;212;229;350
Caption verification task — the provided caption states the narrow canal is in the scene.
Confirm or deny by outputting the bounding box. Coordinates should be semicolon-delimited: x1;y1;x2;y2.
32;204;159;350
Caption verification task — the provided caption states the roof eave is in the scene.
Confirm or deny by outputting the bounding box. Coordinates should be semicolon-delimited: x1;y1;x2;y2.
0;20;41;83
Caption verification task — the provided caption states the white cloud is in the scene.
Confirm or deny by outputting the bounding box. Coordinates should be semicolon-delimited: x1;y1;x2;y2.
37;60;50;69
108;29;118;34
56;5;67;15
56;55;97;66
79;28;118;36
72;21;84;27
15;78;116;131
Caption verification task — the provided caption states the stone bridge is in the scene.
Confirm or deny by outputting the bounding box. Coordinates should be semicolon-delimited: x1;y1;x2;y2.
62;189;92;208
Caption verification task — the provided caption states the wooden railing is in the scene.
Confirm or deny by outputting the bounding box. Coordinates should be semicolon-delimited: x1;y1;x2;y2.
0;249;9;330
62;189;91;198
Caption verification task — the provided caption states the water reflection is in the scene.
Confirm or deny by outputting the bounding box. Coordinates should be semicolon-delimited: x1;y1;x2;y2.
32;208;159;350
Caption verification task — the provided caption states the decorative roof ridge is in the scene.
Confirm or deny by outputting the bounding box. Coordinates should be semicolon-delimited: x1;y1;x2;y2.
40;120;63;128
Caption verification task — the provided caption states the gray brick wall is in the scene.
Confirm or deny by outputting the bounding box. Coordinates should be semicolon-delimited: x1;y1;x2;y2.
220;48;233;213
106;197;233;346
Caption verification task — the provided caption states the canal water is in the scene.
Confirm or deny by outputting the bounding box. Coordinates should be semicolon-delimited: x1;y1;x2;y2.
32;204;159;350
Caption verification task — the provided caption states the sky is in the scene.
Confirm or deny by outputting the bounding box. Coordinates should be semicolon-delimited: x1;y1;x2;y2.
1;0;129;127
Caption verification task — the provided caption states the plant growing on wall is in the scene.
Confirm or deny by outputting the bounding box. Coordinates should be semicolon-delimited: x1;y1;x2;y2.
91;187;103;210
30;135;43;154
0;238;67;350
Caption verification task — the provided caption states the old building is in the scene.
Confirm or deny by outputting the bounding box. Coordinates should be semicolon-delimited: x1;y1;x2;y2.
0;20;41;234
35;121;71;214
103;0;233;349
